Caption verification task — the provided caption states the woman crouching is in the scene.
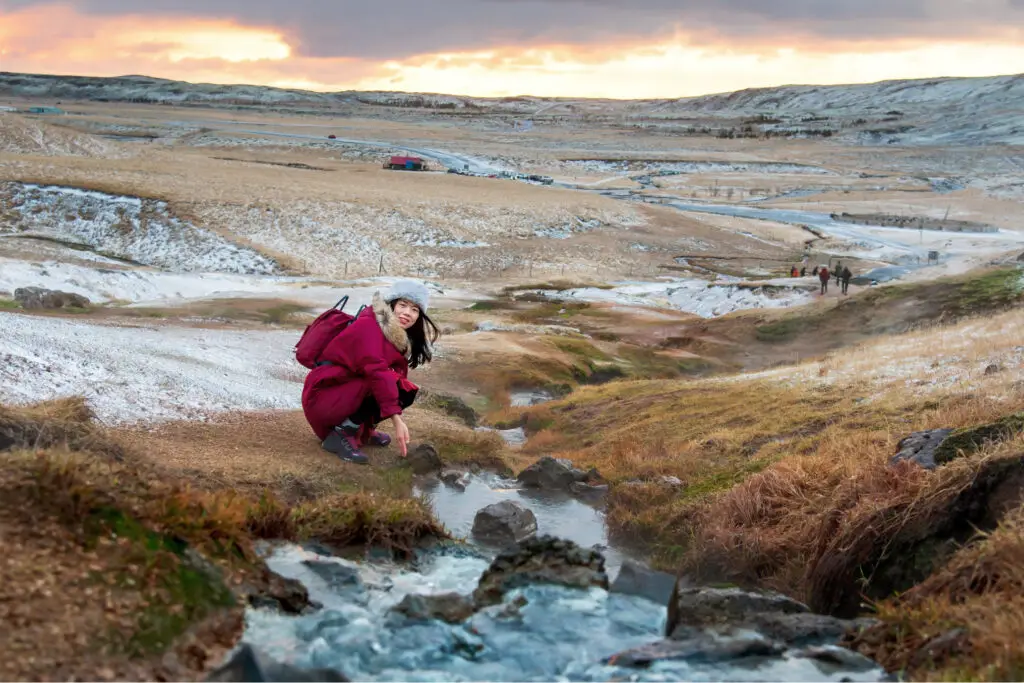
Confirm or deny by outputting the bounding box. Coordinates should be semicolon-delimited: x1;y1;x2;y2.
301;280;439;464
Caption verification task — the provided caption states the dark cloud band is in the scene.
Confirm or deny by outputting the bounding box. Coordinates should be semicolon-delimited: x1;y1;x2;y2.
4;0;1022;59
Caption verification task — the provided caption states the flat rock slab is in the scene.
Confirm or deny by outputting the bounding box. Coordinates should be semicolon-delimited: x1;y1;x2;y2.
893;415;1024;470
610;559;678;605
667;585;808;637
891;429;954;470
608;632;785;667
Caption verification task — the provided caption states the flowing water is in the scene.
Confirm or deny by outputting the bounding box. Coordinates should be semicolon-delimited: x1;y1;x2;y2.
413;471;626;575
245;542;884;682
239;470;886;681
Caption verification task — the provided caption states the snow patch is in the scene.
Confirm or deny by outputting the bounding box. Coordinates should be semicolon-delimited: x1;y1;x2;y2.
0;313;301;423
532;278;812;318
0;183;280;275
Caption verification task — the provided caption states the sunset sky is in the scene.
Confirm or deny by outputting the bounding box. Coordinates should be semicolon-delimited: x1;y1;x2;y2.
1;0;1023;98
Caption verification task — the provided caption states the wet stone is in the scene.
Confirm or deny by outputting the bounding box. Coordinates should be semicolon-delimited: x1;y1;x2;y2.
732;612;866;647
608;632;786;668
474;535;608;607
405;443;444;475
667;584;809;637
471;500;538;546
440;469;472;491
791;645;882;673
569;481;609;499
206;644;349;682
389;592;477;624
517;456;599;491
610;559;678;605
246;570;317;615
302;560;363;592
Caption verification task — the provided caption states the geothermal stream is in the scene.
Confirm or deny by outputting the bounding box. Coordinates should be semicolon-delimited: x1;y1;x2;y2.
237;398;886;681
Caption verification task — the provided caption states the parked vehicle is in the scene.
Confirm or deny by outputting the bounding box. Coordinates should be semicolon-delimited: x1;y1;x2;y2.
384;156;428;171
327;134;337;139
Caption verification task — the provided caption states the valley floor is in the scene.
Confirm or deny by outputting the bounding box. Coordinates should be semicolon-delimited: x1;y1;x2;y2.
3;100;1024;680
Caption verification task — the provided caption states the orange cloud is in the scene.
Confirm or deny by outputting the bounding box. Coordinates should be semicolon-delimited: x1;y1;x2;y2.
0;3;290;70
1;3;1022;98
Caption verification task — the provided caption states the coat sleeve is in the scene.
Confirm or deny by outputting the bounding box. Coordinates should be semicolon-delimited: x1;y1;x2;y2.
346;316;402;419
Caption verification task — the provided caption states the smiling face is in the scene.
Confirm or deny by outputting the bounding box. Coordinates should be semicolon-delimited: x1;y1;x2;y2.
393;299;421;330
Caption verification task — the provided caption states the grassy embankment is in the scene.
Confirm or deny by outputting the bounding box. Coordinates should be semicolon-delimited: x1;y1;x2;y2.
0;395;509;681
499;266;1024;680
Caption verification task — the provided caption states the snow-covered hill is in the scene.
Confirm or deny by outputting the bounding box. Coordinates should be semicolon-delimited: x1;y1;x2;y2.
1;71;1022;145
659;74;1024;145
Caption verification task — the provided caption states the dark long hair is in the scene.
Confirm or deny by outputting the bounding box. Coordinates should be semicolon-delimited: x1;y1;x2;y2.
391;300;440;369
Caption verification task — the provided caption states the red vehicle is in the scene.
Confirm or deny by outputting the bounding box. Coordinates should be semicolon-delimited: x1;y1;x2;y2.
327;134;337;139
384;156;427;171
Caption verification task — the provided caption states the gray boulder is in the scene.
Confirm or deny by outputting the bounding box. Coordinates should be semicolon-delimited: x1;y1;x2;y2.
206;644;349;682
474;535;608;607
666;584;808;638
14;286;90;310
569;481;609;499
390;592;476;624
245;570;316;615
405;443;444;475
440;469;472;491
517;456;599;491
610;559;678;605
741;612;876;647
890;429;954;470
471;500;538;546
301;560;362;591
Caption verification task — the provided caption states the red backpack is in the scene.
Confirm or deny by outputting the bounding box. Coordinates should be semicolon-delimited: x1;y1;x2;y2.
294;296;365;369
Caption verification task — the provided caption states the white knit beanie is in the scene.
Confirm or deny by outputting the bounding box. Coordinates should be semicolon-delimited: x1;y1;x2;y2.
384;279;430;312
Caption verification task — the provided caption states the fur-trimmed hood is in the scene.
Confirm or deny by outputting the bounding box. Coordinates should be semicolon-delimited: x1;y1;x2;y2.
372;292;410;357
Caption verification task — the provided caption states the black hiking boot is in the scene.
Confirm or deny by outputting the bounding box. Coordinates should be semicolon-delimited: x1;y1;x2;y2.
322;427;369;465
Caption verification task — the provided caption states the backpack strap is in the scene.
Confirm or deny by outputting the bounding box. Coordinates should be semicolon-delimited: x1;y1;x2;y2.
334;295;349;311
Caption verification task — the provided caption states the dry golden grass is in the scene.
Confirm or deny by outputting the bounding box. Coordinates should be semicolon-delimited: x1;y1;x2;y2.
111;405;511;501
745;304;1024;399
0;395;126;459
525;305;1024;561
515;288;1024;680
847;504;1024;680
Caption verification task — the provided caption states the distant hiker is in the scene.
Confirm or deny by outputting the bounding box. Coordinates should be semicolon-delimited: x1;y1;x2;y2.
300;280;439;464
790;266;799;278
841;266;852;295
800;266;807;277
812;266;819;277
818;265;830;295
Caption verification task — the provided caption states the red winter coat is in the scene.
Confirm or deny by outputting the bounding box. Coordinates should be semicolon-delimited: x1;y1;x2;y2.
302;294;412;440
818;267;830;282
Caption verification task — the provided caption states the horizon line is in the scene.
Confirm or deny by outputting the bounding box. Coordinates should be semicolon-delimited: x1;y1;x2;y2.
2;69;1022;103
